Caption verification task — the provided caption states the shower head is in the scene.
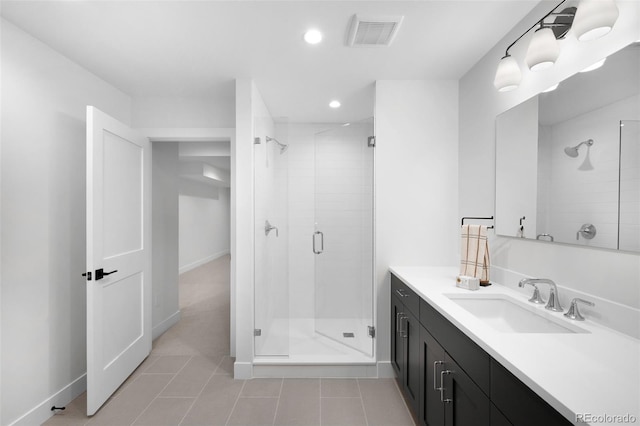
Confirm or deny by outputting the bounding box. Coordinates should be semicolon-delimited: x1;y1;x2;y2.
564;139;593;158
564;146;580;157
266;136;289;154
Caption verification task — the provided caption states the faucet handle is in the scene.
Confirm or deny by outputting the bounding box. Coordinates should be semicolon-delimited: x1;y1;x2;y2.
520;282;545;304
564;298;594;321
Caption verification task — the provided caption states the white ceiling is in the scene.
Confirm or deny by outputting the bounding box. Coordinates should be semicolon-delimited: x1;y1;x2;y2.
1;0;540;123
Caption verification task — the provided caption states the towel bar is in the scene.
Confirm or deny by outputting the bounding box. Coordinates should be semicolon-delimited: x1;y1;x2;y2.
461;216;494;229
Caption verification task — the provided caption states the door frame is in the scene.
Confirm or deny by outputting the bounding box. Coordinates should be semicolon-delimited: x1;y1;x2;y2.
141;127;236;357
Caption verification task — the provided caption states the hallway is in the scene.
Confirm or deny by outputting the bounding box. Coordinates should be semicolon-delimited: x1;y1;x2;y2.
44;256;415;426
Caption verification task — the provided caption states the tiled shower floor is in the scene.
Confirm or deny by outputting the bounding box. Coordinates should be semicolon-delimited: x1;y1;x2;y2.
44;256;415;425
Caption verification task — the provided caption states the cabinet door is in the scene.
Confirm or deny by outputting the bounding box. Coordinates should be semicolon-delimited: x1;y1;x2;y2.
490;404;513;426
403;310;420;414
391;295;405;376
490;360;573;426
419;326;445;426
443;354;490;426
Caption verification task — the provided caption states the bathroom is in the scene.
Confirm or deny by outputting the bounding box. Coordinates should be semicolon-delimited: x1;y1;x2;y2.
1;0;639;425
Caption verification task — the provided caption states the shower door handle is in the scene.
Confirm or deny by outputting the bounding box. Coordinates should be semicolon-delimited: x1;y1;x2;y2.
313;231;324;254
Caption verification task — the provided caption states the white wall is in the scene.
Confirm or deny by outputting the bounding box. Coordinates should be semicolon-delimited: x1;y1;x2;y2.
459;2;640;334
375;80;459;366
152;143;180;338
233;79;257;377
132;95;235;128
1;19;132;426
179;188;231;273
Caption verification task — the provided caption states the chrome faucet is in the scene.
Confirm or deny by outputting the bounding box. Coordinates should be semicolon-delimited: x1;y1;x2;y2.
264;220;279;237
564;298;595;321
518;280;545;305
518;278;563;312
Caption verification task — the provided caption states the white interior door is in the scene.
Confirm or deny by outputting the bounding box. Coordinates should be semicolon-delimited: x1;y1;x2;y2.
86;106;151;415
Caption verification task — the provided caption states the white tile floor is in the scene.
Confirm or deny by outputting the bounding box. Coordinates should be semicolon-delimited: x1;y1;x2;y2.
44;256;415;426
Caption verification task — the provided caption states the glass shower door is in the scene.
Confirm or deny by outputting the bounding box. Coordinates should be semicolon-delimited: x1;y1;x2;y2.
313;118;374;357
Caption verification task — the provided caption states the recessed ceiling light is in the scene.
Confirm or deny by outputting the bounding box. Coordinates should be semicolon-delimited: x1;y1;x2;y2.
304;29;323;45
580;58;606;73
542;83;559;93
329;100;341;108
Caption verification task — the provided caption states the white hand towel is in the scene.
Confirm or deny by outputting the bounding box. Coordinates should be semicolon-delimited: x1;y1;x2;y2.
460;225;490;285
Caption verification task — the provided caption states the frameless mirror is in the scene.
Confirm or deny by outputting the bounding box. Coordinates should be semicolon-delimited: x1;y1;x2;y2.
496;42;640;251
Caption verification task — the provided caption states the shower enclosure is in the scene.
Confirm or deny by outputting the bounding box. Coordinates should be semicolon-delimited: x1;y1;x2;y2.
254;118;375;363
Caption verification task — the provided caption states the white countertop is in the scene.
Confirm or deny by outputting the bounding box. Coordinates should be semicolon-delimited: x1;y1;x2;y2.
389;266;640;426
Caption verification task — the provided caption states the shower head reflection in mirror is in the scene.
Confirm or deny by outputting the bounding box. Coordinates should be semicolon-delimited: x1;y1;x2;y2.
266;136;289;154
564;139;594;157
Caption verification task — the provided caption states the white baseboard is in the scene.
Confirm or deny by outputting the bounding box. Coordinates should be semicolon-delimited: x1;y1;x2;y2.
377;361;396;378
253;363;379;378
179;250;229;275
152;310;181;341
10;374;86;426
233;361;253;379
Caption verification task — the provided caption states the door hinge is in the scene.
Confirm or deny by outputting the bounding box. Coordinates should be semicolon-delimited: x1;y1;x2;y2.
368;326;376;338
367;136;376;147
254;329;262;337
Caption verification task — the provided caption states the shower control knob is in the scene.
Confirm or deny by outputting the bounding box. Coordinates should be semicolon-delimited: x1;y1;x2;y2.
576;223;596;240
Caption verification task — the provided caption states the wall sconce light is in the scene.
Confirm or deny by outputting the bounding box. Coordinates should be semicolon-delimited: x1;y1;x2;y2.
526;26;561;71
493;55;522;92
572;0;620;41
493;0;619;92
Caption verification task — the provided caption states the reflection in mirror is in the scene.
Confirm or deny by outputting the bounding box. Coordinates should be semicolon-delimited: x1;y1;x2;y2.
495;42;640;252
620;120;640;252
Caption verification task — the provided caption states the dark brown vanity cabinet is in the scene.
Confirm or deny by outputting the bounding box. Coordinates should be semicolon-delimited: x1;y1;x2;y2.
419;326;491;426
391;273;571;426
417;300;490;426
419;326;445;426
391;276;421;415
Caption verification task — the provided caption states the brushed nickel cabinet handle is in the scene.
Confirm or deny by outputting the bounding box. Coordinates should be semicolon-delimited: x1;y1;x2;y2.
440;370;452;403
433;361;444;390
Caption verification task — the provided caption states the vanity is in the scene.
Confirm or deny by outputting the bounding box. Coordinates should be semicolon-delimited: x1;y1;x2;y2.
390;267;640;426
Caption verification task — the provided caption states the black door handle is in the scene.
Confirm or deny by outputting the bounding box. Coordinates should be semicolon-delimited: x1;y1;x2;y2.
95;268;118;281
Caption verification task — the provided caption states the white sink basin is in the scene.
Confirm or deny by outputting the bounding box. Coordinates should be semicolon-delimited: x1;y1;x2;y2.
445;294;587;334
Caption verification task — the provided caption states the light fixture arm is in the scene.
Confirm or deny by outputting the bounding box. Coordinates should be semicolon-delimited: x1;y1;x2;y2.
503;0;570;57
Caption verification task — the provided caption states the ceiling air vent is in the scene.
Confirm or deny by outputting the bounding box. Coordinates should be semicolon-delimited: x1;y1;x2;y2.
347;14;404;47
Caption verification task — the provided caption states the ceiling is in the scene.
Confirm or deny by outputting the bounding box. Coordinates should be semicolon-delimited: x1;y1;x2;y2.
1;0;540;123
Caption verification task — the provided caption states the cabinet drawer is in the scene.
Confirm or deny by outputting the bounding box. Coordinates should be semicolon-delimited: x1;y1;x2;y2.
490;360;573;426
419;298;490;395
391;274;420;317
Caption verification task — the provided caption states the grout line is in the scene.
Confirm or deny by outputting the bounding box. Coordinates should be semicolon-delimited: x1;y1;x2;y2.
137;372;177;376
224;379;247;426
177;368;217;426
356;379;369;426
212;354;229;375
271;378;284;426
319;379;322;426
156;395;198;399
128;356;193;426
238;396;282;399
